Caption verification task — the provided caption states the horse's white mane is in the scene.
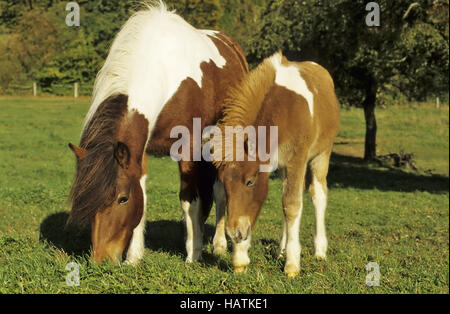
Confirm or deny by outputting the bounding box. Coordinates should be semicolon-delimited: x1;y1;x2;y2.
84;1;225;130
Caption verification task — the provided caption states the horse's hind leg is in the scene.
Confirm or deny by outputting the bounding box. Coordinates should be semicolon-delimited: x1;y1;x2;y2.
179;161;215;263
278;168;287;259
179;161;203;262
308;150;332;259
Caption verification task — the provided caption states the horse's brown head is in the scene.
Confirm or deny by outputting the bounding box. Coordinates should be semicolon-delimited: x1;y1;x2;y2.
67;95;148;264
218;160;269;244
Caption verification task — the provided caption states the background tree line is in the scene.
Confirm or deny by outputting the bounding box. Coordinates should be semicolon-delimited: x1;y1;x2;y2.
0;0;448;159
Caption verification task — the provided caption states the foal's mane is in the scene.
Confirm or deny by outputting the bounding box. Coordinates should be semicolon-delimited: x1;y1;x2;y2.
211;54;278;168
67;95;127;228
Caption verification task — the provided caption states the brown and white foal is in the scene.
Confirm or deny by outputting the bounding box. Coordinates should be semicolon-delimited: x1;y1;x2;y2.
212;52;340;277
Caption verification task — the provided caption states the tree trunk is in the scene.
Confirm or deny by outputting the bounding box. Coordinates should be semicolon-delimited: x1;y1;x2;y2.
363;77;378;161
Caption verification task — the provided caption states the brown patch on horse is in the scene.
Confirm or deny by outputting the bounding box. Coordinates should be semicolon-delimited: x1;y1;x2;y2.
212;32;249;74
67;94;128;228
146;31;250;158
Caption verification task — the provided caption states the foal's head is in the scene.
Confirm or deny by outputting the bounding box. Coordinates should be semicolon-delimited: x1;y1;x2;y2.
218;159;269;244
67;95;148;264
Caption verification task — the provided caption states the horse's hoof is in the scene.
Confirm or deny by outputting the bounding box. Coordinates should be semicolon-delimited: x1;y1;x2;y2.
315;252;327;260
213;244;227;255
185;256;203;264
123;258;140;266
286;271;299;278
234;265;248;274
284;264;299;278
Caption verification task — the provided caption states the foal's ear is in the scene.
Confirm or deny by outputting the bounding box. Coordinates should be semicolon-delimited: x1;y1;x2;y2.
114;141;130;169
68;143;87;160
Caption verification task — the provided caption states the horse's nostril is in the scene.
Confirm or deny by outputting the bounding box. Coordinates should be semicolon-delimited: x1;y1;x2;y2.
227;218;251;243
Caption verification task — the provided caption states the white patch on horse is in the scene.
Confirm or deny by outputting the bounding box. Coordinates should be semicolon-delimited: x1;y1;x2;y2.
182;198;203;262
84;3;226;136
284;200;302;275
312;177;328;258
269;53;314;116
232;235;251;269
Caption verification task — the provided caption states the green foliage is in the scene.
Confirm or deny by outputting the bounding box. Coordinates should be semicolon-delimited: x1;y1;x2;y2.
0;0;448;102
246;0;449;105
166;0;223;29
217;0;268;54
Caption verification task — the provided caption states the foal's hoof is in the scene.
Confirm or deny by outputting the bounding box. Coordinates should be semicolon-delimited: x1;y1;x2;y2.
234;265;248;274
284;264;300;278
314;252;327;260
123;258;140;266
213;244;227;255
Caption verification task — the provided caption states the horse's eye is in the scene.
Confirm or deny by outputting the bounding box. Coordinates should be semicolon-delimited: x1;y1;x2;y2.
118;196;129;204
246;178;255;187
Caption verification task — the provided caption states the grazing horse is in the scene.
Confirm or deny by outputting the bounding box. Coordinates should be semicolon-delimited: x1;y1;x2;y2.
211;52;339;277
67;3;248;264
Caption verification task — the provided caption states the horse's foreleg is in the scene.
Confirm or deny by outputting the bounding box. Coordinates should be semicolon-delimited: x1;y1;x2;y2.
231;234;251;273
181;197;203;262
212;180;227;254
282;162;307;278
125;174;147;264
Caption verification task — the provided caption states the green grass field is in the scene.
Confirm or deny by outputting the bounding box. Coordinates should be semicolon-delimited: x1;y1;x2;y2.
0;97;448;293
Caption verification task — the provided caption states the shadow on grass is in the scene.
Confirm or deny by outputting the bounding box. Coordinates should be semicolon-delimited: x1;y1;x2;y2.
145;220;231;270
39;214;230;269
39;211;91;257
271;153;448;193
327;153;449;194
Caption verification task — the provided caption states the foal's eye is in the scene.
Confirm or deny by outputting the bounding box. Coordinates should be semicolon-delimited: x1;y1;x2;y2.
246;178;255;187
118;196;129;204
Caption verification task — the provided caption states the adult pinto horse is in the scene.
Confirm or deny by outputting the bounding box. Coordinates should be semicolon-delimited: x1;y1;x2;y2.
211;52;339;277
67;3;248;264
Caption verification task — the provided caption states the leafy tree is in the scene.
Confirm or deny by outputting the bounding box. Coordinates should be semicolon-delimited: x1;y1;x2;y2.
218;0;268;54
248;0;449;160
166;0;223;29
398;0;449;101
7;9;57;77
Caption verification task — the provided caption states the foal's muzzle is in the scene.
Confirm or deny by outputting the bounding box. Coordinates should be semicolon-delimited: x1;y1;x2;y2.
227;218;251;243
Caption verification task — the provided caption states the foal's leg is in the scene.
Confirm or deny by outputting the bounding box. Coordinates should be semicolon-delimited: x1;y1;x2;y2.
308;150;332;259
278;168;287;258
282;161;307;278
212;180;227;254
179;161;204;263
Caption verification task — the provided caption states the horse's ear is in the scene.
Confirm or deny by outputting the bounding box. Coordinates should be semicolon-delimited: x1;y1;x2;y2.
114;141;130;169
68;143;87;160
